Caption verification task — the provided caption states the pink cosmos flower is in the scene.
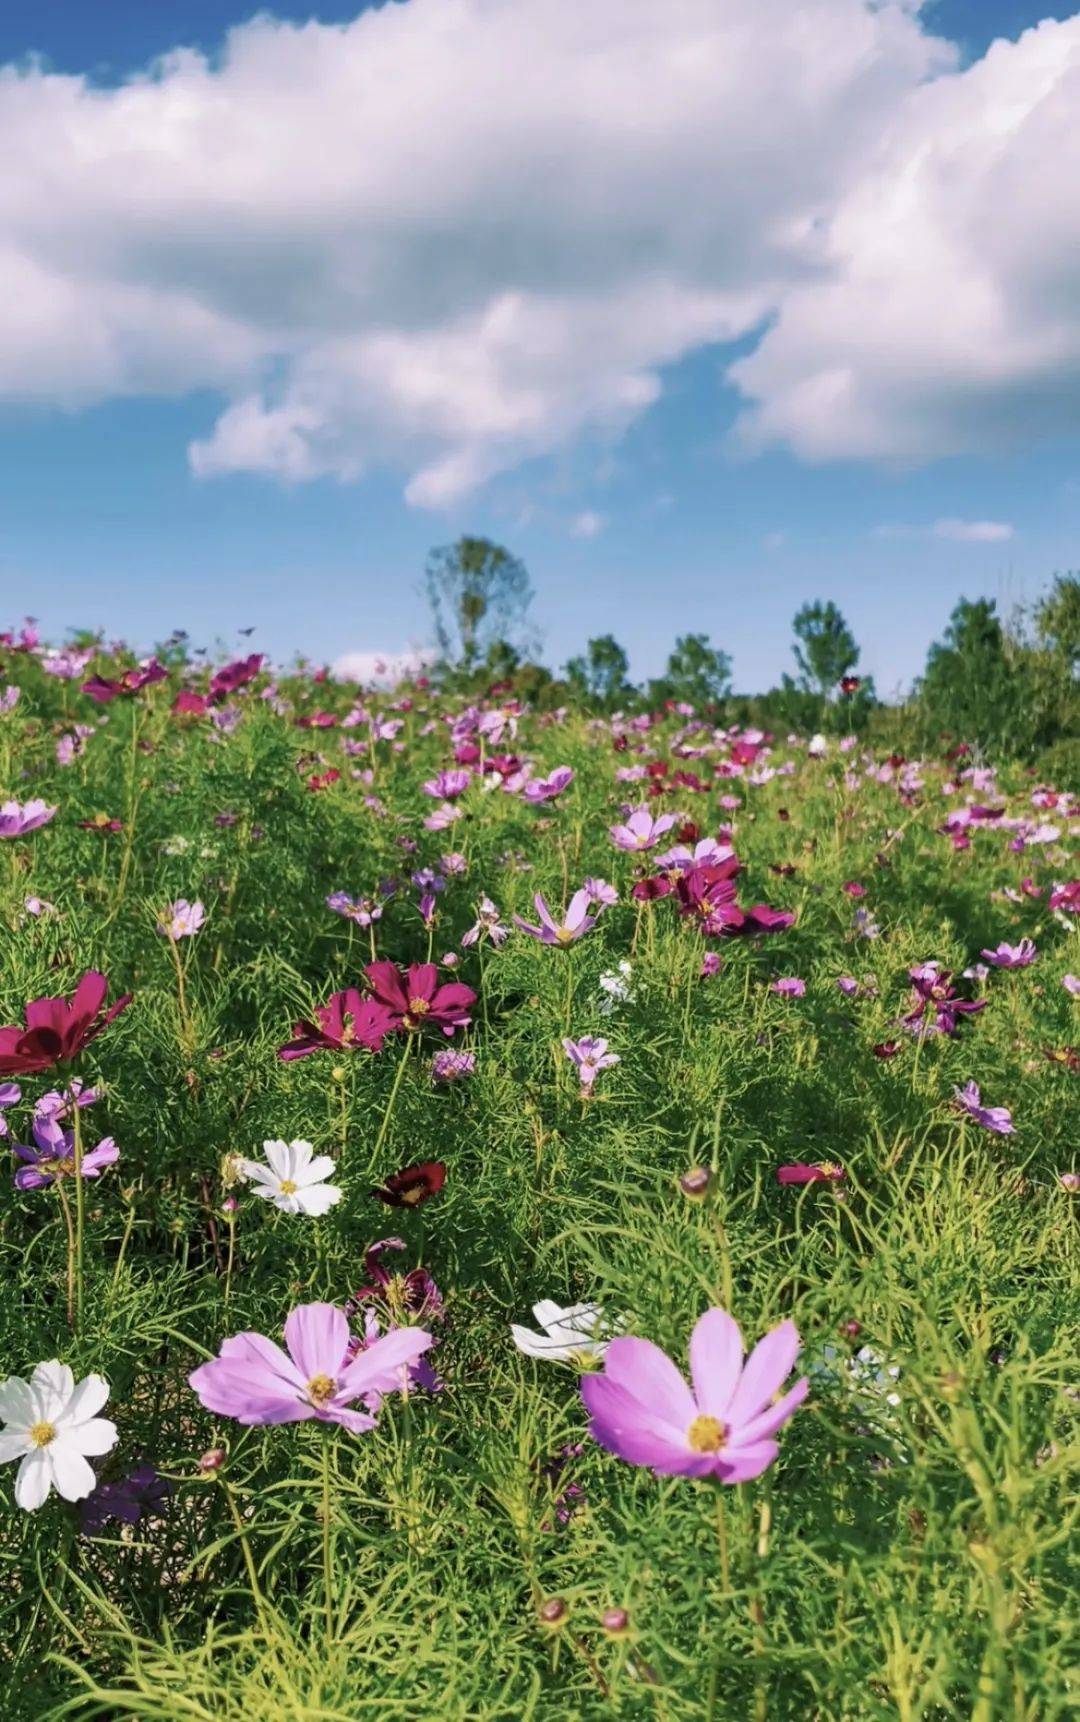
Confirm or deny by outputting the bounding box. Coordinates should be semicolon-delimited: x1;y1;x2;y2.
13;1114;119;1190
461;897;508;948
157;900;205;940
700;952;722;978
562;1036;619;1090
582;877;618;907
953;1081;1014;1135
188;1302;433;1430
515;888;596;946
422;770;471;801
209;654;263;702
771;977;806;997
980;940;1037;968
609;807;680;852
431;1048;476;1082
0;800;57;839
81;658;167;703
1062;975;1080;997
581;1307;808;1482
522;767;574;803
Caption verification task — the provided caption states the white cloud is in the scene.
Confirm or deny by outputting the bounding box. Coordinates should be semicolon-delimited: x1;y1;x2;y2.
331;647;436;685
0;2;1077;499
873;518;1015;542
932;518;1015;543
569;510;607;539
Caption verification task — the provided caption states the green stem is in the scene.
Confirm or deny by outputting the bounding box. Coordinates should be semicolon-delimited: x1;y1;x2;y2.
705;1487;731;1722
322;1425;335;1644
372;1046;410;1164
56;1179;77;1330
71;1093;85;1333
219;1475;270;1634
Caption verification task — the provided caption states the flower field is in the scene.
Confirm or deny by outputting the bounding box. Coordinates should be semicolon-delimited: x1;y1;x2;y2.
0;634;1076;1719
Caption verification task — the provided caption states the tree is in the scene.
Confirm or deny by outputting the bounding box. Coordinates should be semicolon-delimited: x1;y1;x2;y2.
1035;573;1080;673
564;635;634;708
791;601;859;697
424;537;533;670
650;633;731;711
918;597;1024;754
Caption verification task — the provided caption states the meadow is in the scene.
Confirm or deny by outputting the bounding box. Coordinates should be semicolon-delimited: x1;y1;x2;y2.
0;630;1075;1720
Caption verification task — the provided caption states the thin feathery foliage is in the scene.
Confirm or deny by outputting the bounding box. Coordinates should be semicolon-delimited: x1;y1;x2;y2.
0;637;1075;1720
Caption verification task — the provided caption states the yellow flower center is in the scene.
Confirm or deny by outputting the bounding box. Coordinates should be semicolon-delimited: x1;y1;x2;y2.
279;1179;298;1195
687;1415;726;1454
306;1374;336;1407
408;997;430;1016
555;928;575;946
29;1421;57;1448
399;1184;425;1206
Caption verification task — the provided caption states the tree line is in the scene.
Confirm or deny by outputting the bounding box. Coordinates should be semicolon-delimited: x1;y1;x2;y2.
421;537;1079;766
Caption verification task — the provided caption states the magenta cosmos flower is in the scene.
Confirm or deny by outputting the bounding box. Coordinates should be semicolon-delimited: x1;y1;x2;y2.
771;977;806;997
609;807;680;852
0;799;58;839
522;766;574;804
365;960;476;1035
980;939;1037;968
514;887;596;946
278;988;393;1060
189;1302;433;1430
0;973;132;1077
581;1307;808;1482
81;658;167;703
777;1162;844;1185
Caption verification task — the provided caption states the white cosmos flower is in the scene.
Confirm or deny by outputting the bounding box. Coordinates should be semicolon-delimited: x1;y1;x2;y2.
510;1300;609;1365
239;1138;342;1216
0;1361;117;1511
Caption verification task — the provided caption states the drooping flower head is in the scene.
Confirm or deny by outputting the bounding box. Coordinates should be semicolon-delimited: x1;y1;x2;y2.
278;988;393;1061
581;1307;808;1482
0;973;132;1077
953;1081;1015;1135
0;800;58;840
512;1301;609;1365
188;1302;433;1429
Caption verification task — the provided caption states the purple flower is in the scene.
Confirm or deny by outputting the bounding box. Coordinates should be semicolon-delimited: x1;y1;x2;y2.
0;800;57;840
771;977;806;997
188;1301;433;1430
523;766;574;803
904;964;986;1037
81;1463;171;1536
431;1048;476;1083
583;877;618;908
1063;974;1080;997
836;976;859;997
581;1307;808;1482
515;888;596;946
326;892;383;927
13;1114;119;1190
422;769;471;801
461;896;508;948
562;1036;620;1090
609;807;680;853
953;1081;1015;1136
700;952;722;979
0;1082;20;1139
980;940;1037;968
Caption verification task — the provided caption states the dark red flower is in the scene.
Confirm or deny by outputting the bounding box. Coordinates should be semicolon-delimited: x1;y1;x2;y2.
777;1163;845;1185
839;676;861;695
372;1161;446;1208
631;875;674;902
873;1040;902;1059
365;960;476;1036
0;972;132;1076
81;659;168;703
306;768;341;792
78;813;123;832
209;654;263;702
278;988;393;1061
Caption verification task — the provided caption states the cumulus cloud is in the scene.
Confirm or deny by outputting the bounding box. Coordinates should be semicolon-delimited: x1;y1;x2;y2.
0;1;1077;498
331;647;436;685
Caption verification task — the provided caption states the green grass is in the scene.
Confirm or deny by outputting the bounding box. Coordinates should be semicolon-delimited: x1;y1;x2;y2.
0;663;1076;1719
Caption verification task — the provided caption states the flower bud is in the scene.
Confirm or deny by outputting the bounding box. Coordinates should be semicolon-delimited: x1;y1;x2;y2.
441;952;459;969
679;1166;712;1199
840;1319;861;1338
600;1607;629;1636
538;1596;569;1628
199;1447;226;1472
1059;1172;1080;1193
221;1196;238;1215
331;1064;347;1082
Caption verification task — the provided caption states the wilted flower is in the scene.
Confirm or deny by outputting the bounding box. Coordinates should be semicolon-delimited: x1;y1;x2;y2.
238;1140;342;1216
1063;975;1080;997
581;1308;808;1481
953;1081;1014;1135
431;1048;476;1083
371;1161;446;1208
0;799;57;839
980;940;1037;968
511;1301;609;1364
188;1302;433;1429
0;1362;117;1510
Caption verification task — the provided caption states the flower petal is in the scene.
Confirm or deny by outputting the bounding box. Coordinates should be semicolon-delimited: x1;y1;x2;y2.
600;1337;696;1430
689;1308;745;1420
725;1320;801;1427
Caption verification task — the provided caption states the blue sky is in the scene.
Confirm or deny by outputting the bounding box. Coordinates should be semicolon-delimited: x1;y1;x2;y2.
0;0;1077;691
